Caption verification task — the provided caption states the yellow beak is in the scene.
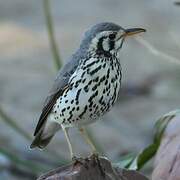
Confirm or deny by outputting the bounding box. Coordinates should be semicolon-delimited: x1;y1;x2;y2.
123;28;146;37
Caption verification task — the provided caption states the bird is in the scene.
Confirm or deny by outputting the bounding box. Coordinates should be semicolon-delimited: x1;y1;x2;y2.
30;22;146;159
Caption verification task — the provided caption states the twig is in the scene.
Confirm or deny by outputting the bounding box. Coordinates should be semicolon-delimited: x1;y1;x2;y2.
135;36;180;66
43;0;62;70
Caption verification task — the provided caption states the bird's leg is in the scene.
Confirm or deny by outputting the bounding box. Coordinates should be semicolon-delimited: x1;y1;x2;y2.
79;127;97;155
62;127;75;160
79;127;105;176
62;127;84;165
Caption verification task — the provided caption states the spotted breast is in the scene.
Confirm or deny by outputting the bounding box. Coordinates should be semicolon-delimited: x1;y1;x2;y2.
51;52;121;128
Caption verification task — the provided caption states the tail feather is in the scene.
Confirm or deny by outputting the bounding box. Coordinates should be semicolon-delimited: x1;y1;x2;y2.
30;129;54;149
30;121;60;149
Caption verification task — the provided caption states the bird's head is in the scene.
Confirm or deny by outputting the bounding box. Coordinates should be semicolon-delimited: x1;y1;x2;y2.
80;22;146;57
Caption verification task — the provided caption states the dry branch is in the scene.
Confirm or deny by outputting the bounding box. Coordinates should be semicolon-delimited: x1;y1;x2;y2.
38;156;148;180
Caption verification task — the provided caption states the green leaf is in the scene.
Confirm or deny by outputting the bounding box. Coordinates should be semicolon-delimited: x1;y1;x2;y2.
154;109;180;144
118;144;158;170
116;109;180;170
115;153;136;169
135;144;157;170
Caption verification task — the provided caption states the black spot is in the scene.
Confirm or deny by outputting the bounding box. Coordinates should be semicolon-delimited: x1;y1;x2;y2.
93;77;99;82
67;106;70;110
84;85;89;93
82;78;86;83
89;65;102;76
100;76;106;83
88;91;98;103
75;88;82;103
110;61;114;70
71;100;74;104
111;78;116;83
85;60;98;69
103;63;106;68
67;113;73;122
79;105;88;118
106;86;109;91
65;100;68;103
76;107;80;111
62;108;66;112
87;68;90;74
88;80;92;85
74;84;79;88
75;79;81;87
72;107;75;111
92;85;97;91
89;101;93;108
81;71;86;78
107;69;110;79
105;79;108;85
99;96;104;104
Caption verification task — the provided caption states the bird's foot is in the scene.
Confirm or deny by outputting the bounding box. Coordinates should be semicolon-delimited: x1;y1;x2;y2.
72;156;85;166
91;151;99;158
90;153;105;177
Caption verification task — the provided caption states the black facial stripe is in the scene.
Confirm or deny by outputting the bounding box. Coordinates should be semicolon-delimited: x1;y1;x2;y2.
97;37;104;52
109;40;114;51
97;36;111;57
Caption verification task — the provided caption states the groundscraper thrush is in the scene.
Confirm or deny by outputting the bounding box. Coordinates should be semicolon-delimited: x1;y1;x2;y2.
31;22;146;159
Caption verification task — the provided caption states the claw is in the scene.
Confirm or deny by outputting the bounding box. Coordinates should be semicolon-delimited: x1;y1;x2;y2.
91;154;105;177
72;156;84;166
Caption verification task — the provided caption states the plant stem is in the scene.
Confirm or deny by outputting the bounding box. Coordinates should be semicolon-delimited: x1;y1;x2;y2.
0;147;48;174
0;106;32;141
0;105;67;163
43;0;62;70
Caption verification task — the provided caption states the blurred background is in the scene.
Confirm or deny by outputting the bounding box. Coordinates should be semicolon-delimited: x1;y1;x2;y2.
0;0;180;179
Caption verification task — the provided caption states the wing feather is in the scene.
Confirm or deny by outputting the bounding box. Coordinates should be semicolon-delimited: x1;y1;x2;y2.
33;51;82;136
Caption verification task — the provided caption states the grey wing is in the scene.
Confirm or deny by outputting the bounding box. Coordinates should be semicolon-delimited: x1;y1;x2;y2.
33;53;81;136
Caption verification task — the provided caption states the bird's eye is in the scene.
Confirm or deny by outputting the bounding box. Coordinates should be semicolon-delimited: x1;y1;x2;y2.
109;34;116;40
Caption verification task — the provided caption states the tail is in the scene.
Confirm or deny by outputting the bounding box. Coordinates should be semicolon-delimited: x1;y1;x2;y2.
30;121;60;149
